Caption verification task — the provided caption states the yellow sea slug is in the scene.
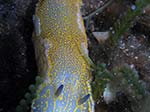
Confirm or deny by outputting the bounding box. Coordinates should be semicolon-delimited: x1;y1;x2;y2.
31;0;95;111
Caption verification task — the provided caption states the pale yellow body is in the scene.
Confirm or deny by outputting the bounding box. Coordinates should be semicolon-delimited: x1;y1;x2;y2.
32;0;94;111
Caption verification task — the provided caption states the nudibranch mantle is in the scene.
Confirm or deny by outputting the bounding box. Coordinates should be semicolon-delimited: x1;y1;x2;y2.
32;0;95;112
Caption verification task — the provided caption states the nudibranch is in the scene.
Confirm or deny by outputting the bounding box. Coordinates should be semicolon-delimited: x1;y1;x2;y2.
32;0;95;111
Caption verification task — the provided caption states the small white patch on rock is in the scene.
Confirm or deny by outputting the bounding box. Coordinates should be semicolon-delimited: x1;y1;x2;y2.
92;31;109;43
103;83;115;104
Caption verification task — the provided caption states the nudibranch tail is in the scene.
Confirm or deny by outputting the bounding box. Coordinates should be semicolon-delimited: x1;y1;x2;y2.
32;0;95;111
